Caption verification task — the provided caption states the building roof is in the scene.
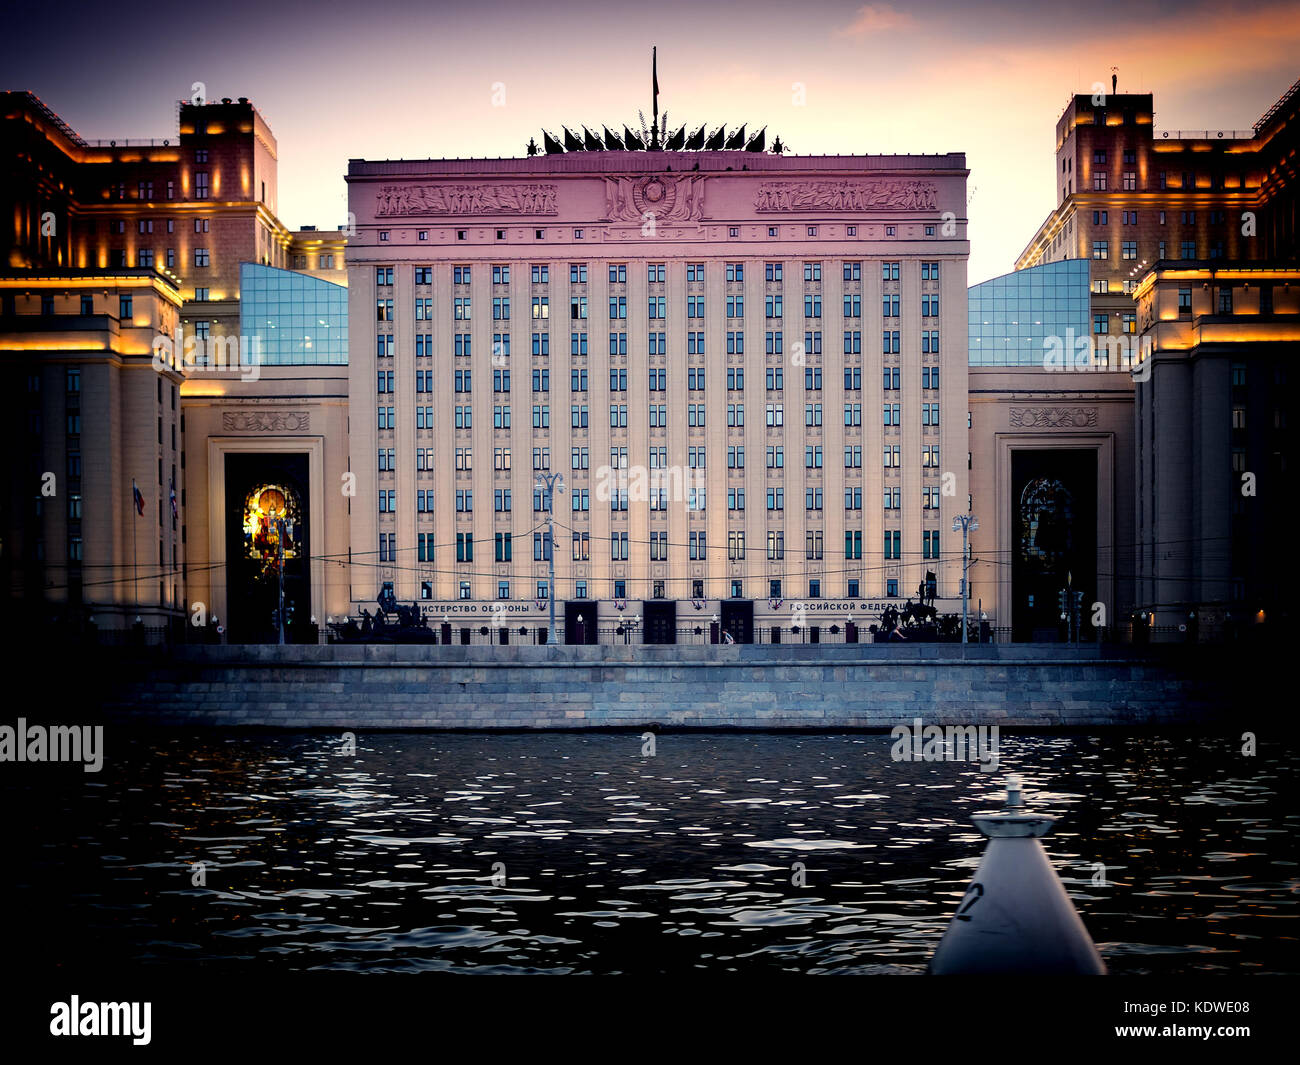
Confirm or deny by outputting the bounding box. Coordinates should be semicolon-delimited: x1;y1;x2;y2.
347;151;967;180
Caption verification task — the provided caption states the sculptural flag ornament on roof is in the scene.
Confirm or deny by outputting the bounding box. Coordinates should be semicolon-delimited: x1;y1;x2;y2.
652;45;659;133
529;53;783;155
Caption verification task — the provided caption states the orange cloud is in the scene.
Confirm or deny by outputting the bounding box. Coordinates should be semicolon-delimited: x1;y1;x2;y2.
837;4;914;37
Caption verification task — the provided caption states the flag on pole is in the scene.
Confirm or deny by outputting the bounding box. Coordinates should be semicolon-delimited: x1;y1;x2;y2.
652;46;659;126
169;478;178;518
132;479;145;516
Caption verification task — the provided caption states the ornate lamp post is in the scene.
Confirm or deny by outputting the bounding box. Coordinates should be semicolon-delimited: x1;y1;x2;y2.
535;472;565;644
275;516;287;645
952;513;979;652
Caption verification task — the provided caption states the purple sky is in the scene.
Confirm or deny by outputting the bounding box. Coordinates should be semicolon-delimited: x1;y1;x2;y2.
6;0;1298;282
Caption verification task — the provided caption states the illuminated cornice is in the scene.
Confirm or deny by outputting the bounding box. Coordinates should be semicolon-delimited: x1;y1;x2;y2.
0;272;184;305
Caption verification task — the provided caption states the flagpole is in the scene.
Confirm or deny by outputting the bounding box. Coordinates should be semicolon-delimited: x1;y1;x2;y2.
651;45;659;148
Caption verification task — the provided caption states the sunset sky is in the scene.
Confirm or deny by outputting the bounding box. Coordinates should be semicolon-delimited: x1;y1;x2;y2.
6;0;1298;282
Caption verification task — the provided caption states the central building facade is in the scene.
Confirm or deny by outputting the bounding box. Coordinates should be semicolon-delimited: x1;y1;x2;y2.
346;149;969;640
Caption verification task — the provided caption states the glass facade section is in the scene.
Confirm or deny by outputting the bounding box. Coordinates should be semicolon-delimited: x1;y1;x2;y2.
967;259;1090;366
240;262;348;365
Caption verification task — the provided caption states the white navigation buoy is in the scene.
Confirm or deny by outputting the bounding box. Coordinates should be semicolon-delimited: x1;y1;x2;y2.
929;774;1106;974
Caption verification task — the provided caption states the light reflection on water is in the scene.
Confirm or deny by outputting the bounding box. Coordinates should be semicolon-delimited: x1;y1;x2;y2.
8;732;1297;975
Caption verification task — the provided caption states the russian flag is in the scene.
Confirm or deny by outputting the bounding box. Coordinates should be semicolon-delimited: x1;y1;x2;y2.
132;479;145;516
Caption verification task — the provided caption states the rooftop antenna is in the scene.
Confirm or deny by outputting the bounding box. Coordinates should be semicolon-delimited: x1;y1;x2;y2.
650;45;661;150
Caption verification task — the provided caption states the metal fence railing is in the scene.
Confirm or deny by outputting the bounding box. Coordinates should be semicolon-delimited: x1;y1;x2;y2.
15;617;1265;651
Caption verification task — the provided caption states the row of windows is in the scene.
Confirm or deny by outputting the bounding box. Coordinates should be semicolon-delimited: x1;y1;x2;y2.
382;523;949;566
379;330;939;358
1093;313;1138;335
385;443;954;475
1091;208;1226;227
38;295;138;319
379;294;938;322
375;575;936;603
381;261;940;287
380;473;949;517
106;177;205;202
378;402;942;431
381;441;952;474
100;247;208;270
378;365;939;395
1092;239;1228;261
377;443;942;485
105;217;209;236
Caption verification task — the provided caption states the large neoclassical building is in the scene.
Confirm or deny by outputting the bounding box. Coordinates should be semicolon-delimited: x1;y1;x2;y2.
4;82;1291;643
343;147;971;640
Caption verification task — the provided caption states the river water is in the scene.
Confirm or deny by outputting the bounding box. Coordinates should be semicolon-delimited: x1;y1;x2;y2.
8;730;1296;975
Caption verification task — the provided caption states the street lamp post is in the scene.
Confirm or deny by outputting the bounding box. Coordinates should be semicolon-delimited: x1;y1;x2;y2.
952;513;979;652
536;472;565;644
276;516;286;645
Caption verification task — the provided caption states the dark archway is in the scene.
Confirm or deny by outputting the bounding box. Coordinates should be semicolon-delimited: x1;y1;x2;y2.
1011;450;1096;641
225;453;311;643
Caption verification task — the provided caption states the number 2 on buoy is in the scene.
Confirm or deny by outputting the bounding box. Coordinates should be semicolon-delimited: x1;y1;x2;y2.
954;882;984;921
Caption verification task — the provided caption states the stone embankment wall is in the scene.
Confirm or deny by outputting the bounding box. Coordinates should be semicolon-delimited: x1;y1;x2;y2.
95;644;1240;729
